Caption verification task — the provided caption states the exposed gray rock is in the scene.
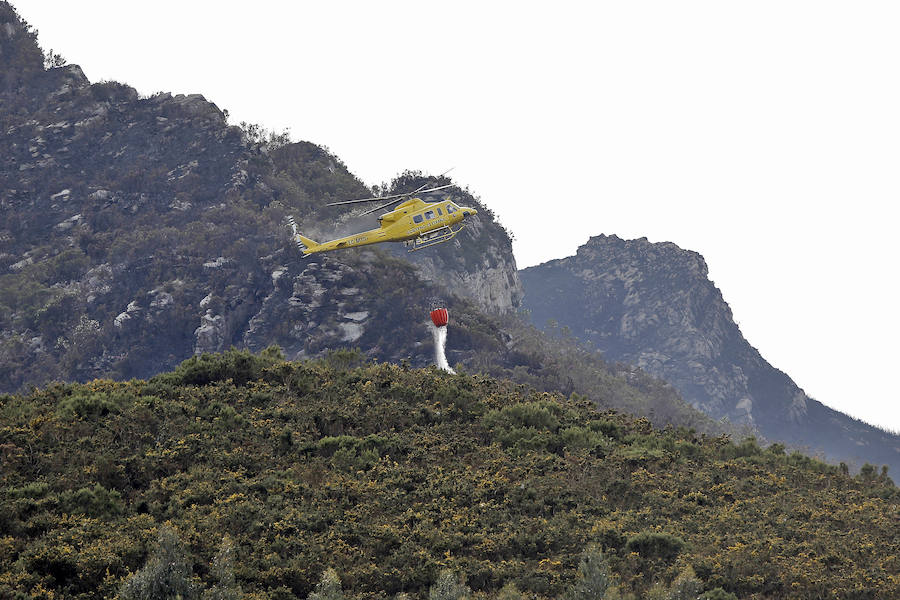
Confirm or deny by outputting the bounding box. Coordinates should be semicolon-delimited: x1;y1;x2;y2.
194;312;227;354
338;322;364;342
114;301;142;329
203;257;231;269
413;249;522;313
149;290;174;309
10;256;33;271
53;213;82;231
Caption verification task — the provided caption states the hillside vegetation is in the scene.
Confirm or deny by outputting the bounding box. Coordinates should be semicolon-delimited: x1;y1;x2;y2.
1;351;897;599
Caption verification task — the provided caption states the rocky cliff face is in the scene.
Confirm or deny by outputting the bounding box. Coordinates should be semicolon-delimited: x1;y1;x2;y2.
0;2;522;391
412;246;521;313
521;234;900;473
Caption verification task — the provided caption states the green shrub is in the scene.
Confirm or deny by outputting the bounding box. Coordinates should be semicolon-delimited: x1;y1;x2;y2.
166;347;282;386
483;401;560;432
495;582;526;600
495;427;560;453
668;566;703;600
59;483;123;517
483;401;565;453
310;435;389;470
561;426;610;453
624;532;685;562
620;446;667;463
57;390;129;419
9;481;50;499
590;419;624;441
46;249;90;283
323;348;368;371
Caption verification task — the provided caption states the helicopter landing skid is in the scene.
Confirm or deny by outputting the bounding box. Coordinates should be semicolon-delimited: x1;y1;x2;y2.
406;224;465;252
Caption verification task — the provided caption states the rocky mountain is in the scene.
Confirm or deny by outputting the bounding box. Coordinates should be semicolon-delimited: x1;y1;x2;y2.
0;2;712;432
520;234;900;473
0;2;519;385
7;1;892;469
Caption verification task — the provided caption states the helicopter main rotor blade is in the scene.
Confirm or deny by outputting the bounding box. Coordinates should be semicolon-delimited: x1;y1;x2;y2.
357;184;457;217
406;168;455;197
326;190;410;207
358;198;405;217
325;169;455;207
411;183;456;196
327;183;457;211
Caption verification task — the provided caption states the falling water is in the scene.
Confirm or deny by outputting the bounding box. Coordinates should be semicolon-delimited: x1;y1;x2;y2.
431;324;456;374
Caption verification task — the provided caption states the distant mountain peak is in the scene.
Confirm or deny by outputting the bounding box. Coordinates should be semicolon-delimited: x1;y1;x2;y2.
577;233;710;278
521;234;900;473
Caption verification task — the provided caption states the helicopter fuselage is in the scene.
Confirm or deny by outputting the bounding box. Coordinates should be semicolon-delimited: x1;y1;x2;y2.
297;198;477;255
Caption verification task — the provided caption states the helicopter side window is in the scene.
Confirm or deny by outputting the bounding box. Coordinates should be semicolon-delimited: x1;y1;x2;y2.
446;205;457;214
436;207;443;216
424;210;435;220
413;215;423;224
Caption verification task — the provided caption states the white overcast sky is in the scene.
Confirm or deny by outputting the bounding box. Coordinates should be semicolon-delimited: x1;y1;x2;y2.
13;1;900;432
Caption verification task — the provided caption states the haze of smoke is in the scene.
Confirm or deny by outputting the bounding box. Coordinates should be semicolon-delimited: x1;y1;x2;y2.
431;324;455;374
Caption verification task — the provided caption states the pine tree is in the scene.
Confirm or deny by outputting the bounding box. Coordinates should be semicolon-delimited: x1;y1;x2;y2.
203;538;241;600
308;568;345;600
119;526;200;600
428;570;471;600
667;566;703;600
496;582;527;600
566;546;616;600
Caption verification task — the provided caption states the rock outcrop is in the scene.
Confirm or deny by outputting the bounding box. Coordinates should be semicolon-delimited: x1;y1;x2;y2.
521;234;900;473
396;200;523;313
0;3;524;390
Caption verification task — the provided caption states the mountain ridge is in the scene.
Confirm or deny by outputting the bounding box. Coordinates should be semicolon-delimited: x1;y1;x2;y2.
520;233;900;474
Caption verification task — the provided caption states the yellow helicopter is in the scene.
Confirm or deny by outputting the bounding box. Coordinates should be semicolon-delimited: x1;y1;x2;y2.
288;180;478;256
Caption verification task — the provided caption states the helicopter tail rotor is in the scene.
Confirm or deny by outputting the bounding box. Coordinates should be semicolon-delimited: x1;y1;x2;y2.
286;216;319;254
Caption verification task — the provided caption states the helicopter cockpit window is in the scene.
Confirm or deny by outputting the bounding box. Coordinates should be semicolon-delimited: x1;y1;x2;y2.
424;210;435;220
413;215;423;223
446;205;457;214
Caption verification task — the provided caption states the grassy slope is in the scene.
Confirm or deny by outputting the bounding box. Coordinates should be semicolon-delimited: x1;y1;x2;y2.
1;351;898;600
